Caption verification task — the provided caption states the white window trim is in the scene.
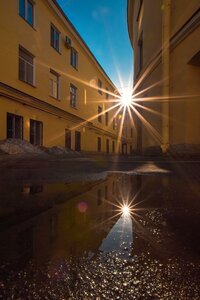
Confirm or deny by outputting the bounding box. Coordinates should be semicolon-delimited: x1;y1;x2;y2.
20;0;35;27
70;84;77;108
51;24;60;52
19;46;35;86
50;70;60;100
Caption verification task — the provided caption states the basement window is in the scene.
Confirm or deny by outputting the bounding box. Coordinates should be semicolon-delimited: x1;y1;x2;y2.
30;119;43;146
7;113;23;139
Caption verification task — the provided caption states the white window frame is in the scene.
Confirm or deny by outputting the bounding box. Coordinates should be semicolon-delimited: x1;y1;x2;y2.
19;0;34;27
71;48;78;69
98;79;102;94
106;88;109;100
19;46;35;86
51;24;60;52
70;84;77;108
98;106;102;123
50;70;60;99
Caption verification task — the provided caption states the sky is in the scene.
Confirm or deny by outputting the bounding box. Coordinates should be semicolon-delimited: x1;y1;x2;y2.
57;0;133;90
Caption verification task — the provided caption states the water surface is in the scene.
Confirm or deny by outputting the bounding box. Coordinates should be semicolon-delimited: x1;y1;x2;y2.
0;172;200;299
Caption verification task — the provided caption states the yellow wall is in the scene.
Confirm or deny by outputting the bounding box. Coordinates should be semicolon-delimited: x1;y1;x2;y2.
127;0;200;153
0;0;133;154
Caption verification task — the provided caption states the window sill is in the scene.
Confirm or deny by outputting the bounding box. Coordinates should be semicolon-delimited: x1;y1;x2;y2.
71;65;78;71
19;15;36;31
51;46;61;55
70;105;78;110
19;79;36;88
50;95;60;101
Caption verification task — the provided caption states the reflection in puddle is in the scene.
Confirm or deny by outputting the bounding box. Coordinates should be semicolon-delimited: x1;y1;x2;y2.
0;173;200;299
99;214;133;258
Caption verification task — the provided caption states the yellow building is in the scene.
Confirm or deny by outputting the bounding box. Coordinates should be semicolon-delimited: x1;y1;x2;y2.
127;0;200;155
0;0;132;154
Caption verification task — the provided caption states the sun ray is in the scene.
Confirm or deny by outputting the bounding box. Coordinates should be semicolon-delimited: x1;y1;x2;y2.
133;101;168;119
130;104;162;143
38;60;122;100
133;79;164;99
116;105;126;152
127;105;136;130
108;104;123;127
133;94;200;103
70;102;121;131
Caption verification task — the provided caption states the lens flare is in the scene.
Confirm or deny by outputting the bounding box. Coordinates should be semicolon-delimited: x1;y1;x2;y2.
120;88;133;107
121;205;130;216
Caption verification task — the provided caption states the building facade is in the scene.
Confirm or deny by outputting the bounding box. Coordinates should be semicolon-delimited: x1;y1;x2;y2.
127;0;200;155
0;0;133;154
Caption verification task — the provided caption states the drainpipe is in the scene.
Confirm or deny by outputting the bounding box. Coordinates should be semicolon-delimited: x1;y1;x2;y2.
161;0;171;152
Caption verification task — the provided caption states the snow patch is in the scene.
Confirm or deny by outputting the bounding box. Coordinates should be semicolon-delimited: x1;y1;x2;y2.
0;139;43;155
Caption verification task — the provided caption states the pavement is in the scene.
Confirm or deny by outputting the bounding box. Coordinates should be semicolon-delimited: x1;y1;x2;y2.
0;152;200;184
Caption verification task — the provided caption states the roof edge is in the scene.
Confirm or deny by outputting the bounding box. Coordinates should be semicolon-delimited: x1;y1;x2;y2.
127;0;135;48
51;0;118;92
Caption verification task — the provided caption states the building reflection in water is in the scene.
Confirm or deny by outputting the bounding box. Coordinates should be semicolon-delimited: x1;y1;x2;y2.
0;175;123;266
0;171;199;270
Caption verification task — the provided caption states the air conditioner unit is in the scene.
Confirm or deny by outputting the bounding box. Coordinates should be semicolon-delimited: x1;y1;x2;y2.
65;36;72;49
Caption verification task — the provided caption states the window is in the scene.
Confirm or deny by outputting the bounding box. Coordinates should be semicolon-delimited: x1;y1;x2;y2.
138;33;143;73
70;84;77;108
106;139;110;154
50;24;60;52
50;70;59;99
30;119;43;146
19;46;34;85
106;88;109;100
75;131;81;151
131;127;133;138
97;137;101;152
137;0;144;31
19;0;34;26
98;79;102;94
112;141;115;153
113;117;117;130
105;112;109;126
65;129;71;149
7;113;23;139
71;48;78;69
98;106;102;123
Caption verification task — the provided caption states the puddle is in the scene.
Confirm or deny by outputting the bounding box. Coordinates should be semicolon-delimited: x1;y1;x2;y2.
0;173;200;299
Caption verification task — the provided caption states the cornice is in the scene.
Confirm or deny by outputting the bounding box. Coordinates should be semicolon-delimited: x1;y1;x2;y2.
0;82;89;125
0;82;121;139
48;0;118;91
